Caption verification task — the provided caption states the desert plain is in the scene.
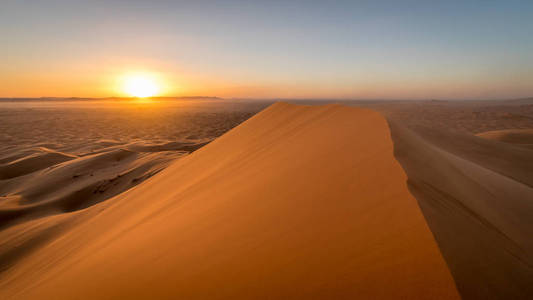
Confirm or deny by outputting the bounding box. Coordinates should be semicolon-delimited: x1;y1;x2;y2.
0;98;532;299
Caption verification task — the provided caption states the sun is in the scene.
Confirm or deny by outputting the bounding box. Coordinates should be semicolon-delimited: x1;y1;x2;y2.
122;74;160;98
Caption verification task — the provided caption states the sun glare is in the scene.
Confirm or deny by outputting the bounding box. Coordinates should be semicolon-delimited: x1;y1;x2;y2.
122;74;160;98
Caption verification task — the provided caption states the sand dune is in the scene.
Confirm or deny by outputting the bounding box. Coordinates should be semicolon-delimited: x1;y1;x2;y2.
0;140;204;276
0;103;459;299
477;129;533;149
2;101;532;299
0;100;259;285
0;148;76;180
0;146;189;228
389;123;533;299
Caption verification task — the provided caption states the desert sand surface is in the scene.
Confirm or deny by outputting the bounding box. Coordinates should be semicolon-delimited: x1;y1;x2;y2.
0;99;263;229
388;123;533;299
0;101;460;299
477;129;533;149
363;99;533;299
1;98;533;299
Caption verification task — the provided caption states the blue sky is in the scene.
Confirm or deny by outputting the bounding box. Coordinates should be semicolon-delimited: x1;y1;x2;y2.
1;0;532;99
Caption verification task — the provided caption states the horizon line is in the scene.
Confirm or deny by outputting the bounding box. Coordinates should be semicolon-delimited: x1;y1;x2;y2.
1;96;533;102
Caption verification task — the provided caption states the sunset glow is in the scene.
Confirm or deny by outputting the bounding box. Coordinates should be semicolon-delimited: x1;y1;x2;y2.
1;1;533;99
2;1;533;299
122;74;160;98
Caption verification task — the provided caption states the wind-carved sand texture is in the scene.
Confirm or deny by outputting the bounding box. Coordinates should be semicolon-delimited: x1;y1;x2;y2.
1;102;460;299
0;100;261;273
0;101;261;223
388;123;533;299
372;99;533;299
1;99;532;299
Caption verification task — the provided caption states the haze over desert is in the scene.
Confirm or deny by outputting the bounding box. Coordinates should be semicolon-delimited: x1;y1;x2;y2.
2;0;533;299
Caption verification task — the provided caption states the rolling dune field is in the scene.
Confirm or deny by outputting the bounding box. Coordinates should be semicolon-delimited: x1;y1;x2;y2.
1;98;532;299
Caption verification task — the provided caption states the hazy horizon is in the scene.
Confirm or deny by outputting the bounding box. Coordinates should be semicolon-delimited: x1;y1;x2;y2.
2;3;533;297
1;95;533;102
2;0;532;99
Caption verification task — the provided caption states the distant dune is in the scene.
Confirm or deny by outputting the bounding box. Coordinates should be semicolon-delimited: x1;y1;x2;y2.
0;148;76;180
0;103;460;299
0;145;191;230
477;129;533;149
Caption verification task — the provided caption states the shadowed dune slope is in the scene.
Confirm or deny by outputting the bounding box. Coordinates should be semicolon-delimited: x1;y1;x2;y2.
0;148;185;230
389;122;533;299
0;149;77;180
0;103;459;299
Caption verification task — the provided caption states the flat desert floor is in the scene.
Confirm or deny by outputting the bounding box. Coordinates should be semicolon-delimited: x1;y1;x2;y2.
1;98;532;299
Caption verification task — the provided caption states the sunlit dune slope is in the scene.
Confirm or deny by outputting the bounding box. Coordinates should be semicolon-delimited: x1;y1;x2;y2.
0;103;459;299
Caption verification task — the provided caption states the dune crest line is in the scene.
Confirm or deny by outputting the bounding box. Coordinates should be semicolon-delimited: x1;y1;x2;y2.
1;103;459;299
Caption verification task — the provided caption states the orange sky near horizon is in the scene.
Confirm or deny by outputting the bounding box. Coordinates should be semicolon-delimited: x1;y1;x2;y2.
2;1;532;100
2;56;531;100
2;69;531;100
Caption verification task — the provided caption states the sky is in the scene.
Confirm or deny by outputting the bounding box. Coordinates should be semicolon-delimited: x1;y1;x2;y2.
1;0;532;99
